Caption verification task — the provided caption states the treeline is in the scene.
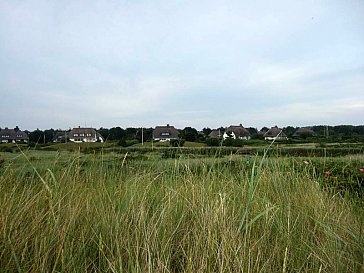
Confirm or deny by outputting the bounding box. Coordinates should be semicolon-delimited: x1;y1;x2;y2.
283;125;364;141
25;125;364;145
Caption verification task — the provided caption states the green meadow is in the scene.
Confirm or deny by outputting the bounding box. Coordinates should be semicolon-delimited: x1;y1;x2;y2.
0;144;363;272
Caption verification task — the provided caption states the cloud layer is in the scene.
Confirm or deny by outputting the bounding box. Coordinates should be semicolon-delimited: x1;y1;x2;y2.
1;0;363;130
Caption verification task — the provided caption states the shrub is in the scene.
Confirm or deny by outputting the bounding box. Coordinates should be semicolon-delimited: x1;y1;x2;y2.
28;142;37;148
223;138;245;147
205;137;222;146
170;138;185;147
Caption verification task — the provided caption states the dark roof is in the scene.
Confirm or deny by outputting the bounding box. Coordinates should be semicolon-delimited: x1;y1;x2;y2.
263;126;287;138
69;127;103;139
259;127;269;135
225;125;251;138
0;127;29;140
209;129;223;138
153;124;179;139
293;127;316;137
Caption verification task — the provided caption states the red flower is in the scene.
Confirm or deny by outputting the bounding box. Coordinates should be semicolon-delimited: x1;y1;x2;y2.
324;171;331;175
359;168;364;173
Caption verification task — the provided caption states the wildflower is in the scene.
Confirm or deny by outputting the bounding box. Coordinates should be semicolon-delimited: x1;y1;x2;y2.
287;172;291;175
324;171;331;175
360;168;364;173
304;161;309;165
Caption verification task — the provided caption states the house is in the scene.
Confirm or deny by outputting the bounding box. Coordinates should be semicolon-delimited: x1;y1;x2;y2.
292;127;316;138
259;127;269;136
153;124;180;141
263;126;288;141
52;130;70;143
0;126;29;143
223;124;251;140
68;127;104;143
208;129;223;138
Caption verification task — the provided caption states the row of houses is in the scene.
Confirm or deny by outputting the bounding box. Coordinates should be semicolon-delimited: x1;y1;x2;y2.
154;124;317;141
153;124;312;141
0;126;104;144
209;125;290;141
0;124;317;144
0;127;29;143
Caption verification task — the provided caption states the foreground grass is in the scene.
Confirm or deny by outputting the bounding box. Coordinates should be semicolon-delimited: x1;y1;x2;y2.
0;152;363;272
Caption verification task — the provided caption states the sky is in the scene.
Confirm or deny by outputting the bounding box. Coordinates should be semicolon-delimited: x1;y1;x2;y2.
1;0;363;130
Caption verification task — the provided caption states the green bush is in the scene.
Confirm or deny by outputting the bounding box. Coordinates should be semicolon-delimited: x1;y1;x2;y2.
205;137;222;146
223;138;245;147
28;142;37;148
170;138;185;147
0;146;13;153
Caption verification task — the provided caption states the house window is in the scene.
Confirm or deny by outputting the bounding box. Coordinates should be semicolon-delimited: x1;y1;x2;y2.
74;133;78;137
16;134;23;138
2;135;10;138
161;132;170;136
86;133;92;137
80;133;84;137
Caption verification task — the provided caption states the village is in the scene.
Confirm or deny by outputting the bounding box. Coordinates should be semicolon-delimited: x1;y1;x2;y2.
0;124;363;145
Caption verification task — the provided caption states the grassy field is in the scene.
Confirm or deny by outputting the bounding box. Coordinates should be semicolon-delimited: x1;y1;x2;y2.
0;146;363;272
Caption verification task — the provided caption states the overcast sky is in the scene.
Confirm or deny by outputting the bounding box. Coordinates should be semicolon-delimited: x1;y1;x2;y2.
1;0;363;130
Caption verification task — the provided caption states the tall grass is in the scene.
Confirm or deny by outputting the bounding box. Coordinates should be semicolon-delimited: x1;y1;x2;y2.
0;151;363;272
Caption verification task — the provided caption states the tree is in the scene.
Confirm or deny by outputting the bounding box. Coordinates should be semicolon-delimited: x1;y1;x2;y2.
135;127;153;143
182;127;199;142
109;127;125;140
125;128;137;140
29;129;44;143
44;129;54;143
98;128;110;140
202;127;212;136
283;126;296;138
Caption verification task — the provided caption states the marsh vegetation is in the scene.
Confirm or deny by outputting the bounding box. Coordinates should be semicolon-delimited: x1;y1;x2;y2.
0;146;363;272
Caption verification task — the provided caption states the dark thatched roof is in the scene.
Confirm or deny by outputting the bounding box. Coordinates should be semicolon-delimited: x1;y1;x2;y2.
263;126;287;138
153;124;179;139
225;125;251;138
293;127;316;137
209;129;223;138
69;127;103;140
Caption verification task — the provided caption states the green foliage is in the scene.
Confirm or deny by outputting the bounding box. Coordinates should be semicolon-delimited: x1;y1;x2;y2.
0;146;13;153
170;138;185;147
0;152;363;272
117;138;127;147
28;142;37;148
223;138;245;147
116;139;139;147
28;129;44;143
283;126;297;137
181;127;199;142
205;137;222;146
202;127;212;136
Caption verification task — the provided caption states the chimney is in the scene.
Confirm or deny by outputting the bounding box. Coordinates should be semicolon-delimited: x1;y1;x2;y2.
167;124;170;128
14;126;19;131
